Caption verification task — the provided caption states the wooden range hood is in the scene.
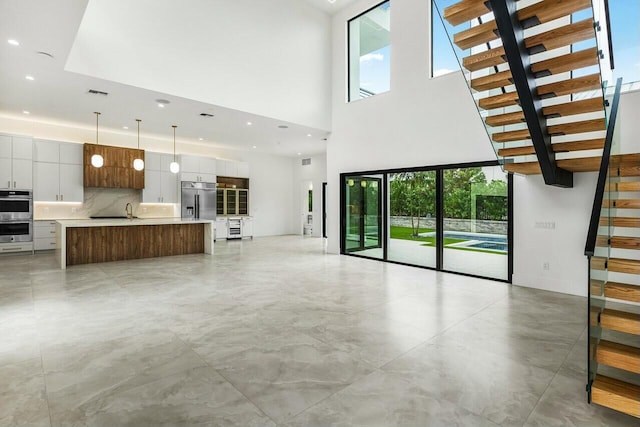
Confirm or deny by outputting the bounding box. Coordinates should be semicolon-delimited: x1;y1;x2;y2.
83;143;145;189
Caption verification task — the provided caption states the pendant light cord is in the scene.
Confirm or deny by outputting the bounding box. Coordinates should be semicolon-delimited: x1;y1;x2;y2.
94;111;101;145
136;119;141;149
172;125;177;161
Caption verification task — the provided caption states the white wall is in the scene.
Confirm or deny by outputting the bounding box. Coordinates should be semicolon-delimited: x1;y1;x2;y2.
617;90;640;154
293;154;328;237
512;172;597;296
326;0;496;253
66;0;332;130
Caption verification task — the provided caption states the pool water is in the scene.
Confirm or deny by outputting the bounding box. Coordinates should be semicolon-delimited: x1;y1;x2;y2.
466;241;508;252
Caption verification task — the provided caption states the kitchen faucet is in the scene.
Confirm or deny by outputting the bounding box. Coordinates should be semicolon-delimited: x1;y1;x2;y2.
125;203;133;219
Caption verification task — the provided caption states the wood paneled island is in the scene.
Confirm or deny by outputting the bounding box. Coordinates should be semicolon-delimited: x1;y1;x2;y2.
55;218;214;269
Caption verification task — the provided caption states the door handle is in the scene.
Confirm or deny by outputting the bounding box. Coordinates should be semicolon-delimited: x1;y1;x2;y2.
61;194;63;201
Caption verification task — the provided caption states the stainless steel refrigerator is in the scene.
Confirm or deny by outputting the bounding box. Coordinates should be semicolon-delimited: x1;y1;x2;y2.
181;181;216;220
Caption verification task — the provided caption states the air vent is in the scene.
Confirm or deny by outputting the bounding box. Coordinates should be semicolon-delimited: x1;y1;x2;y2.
302;158;311;166
199;113;214;118
88;89;108;96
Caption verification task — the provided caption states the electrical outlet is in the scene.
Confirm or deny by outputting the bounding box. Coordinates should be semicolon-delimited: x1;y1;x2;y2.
543;262;550;271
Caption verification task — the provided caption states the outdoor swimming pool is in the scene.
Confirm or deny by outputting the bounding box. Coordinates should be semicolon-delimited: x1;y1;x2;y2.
419;231;508;252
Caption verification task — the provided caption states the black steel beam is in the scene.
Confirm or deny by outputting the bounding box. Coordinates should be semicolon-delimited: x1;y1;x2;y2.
489;0;573;188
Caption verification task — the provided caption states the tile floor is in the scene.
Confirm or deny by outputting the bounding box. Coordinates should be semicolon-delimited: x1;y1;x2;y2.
0;235;636;426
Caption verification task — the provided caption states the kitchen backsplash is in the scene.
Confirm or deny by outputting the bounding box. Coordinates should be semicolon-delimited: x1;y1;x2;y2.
34;188;178;220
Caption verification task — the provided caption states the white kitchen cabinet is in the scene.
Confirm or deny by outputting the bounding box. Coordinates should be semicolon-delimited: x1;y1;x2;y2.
216;159;249;178
0;134;33;190
33;141;83;202
241;217;253;239
34;220;57;251
215;218;228;240
180;155;216;182
142;153;178;203
237;162;250;178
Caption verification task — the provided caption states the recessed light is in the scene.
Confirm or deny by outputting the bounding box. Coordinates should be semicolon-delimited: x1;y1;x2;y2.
8;39;19;46
247;121;252;126
22;110;29;115
157;103;165;108
156;99;170;108
123;126;128;130
252;145;257;149
198;138;203;141
297;152;302;155
307;133;312;137
25;75;34;81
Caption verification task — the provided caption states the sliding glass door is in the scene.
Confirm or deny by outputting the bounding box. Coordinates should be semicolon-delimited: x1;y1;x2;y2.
344;175;383;259
443;166;509;280
387;171;437;268
341;162;512;282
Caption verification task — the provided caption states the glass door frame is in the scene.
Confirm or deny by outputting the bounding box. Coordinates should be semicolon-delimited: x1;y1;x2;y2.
341;175;385;254
340;160;513;283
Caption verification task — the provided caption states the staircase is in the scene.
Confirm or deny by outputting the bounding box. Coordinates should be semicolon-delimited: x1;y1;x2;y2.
588;153;640;418
440;0;614;188
437;0;640;418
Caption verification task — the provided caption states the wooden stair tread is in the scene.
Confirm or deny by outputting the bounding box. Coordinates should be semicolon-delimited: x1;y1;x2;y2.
592;375;640;418
601;217;640;228
463;46;506;72
543;98;604;118
485;111;525;127
525;18;595;53
505;155;612;175
478;90;519;110
604;282;640;303
454;20;499;50
444;0;491;27
531;47;599;77
600;308;640;335
471;70;513;91
493;128;531;143
485;98;603;126
603;199;640;209
619;166;640;177
609;258;640;275
596;340;640;374
537;74;602;98
616;182;640;192
597;236;640;250
547;118;606;136
518;0;592;29
497;139;605;157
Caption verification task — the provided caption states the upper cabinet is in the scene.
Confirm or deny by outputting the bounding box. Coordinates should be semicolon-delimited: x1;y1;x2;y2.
83;144;145;189
0;134;33;190
180;155;216;183
33;140;83;202
216;159;249;178
142;152;178;204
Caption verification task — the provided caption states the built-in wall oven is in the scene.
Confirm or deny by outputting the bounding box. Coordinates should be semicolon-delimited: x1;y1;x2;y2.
0;190;33;243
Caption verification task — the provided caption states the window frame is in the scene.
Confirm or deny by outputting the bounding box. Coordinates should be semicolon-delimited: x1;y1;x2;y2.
346;0;391;102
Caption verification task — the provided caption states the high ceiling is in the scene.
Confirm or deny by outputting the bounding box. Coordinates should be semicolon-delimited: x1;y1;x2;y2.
0;0;359;157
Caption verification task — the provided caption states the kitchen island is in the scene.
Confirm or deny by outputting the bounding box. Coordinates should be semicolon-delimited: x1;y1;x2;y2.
56;218;214;269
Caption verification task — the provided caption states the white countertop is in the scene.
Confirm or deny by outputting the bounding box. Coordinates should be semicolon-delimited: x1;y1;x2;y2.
56;218;214;228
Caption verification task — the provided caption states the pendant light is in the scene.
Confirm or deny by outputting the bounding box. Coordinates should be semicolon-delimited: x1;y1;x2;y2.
91;112;104;168
133;119;145;171
169;125;180;173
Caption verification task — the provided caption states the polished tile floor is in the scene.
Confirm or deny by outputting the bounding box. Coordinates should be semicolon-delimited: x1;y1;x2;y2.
0;236;636;426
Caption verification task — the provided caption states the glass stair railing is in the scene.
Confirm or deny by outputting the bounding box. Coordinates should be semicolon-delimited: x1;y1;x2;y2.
432;0;614;174
585;78;640;418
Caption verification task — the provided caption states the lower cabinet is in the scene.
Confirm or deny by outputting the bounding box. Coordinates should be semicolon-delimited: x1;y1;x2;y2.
0;242;33;254
242;217;253;239
34;220;57;250
215;218;228;240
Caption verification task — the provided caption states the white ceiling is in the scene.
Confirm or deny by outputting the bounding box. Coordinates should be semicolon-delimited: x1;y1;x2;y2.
0;0;358;158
